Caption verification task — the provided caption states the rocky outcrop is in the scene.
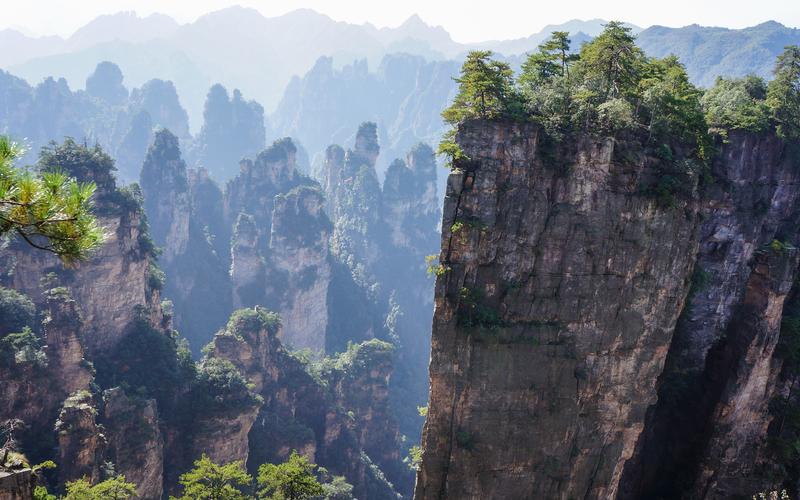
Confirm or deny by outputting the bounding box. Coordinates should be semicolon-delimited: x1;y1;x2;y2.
417;120;800;500
194;84;267;181
0;468;35;500
140;129;191;263
55;391;105;486
268;187;332;351
330;340;412;495
416;120;702;499
382;143;439;252
206;308;403;499
85;61;128;106
102;388;164;500
140;129;231;350
226;138;334;350
1;289;93;465
619;131;800;499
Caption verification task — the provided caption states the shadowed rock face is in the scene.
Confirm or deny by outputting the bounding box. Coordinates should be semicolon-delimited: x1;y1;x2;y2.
415;120;701;499
226;138;334;351
416;120;800;500
619;132;800;499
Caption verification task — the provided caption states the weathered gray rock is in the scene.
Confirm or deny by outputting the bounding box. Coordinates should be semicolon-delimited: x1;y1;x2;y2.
416;120;702;499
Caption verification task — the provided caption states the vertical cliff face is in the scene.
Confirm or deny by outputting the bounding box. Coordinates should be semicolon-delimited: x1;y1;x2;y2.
102;388;164;500
619;132;800;499
194;84;267;182
205;308;404;500
1;290;93;464
55;391;106;487
226;138;334;350
417;119;800;499
268;187;332;351
140;129;232;349
416;120;702;499
140;129;191;263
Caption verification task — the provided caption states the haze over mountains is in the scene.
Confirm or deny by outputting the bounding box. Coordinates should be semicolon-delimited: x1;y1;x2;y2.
3;7;799;132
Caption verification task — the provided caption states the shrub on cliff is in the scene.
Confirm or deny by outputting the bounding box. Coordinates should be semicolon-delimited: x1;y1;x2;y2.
442;23;710;163
0;327;47;368
194;358;262;411
226;307;281;337
0;286;36;336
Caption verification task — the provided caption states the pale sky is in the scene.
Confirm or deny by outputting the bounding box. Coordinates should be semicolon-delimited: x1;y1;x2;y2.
4;0;799;43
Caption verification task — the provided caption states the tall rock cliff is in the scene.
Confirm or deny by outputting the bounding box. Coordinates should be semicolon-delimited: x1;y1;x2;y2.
205;308;404;500
619;132;800;499
194;84;267;181
416;119;800;499
227;138;333;351
416;120;701;499
140;129;232;349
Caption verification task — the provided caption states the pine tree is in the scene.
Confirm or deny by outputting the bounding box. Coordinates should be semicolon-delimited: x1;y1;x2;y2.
0;136;104;262
442;50;519;124
767;45;800;139
256;451;324;500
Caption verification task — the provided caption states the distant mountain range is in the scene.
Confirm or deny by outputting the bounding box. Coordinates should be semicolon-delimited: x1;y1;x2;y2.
4;8;797;131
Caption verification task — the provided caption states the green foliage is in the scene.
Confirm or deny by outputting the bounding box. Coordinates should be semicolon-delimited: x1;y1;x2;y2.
94;310;194;410
405;445;423;471
0;327;47;367
702;76;771;133
147;261;166;291
767;239;795;255
0;136;105;262
457;287;502;329
33;486;57;500
173;455;252;500
639;56;708;147
195;358;262;411
257;451;324;500
425;254;449;277
442;50;523;125
520;32;579;87
63;475;137;500
0;286;36;336
38;138;116;184
317;475;354;500
437;129;469;170
767;45;800;140
32;460;57;472
579;21;645;100
226;307;281;337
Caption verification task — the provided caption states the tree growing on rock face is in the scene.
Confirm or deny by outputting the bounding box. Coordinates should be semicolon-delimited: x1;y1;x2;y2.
768;45;800;139
256;451;324;500
0;136;104;262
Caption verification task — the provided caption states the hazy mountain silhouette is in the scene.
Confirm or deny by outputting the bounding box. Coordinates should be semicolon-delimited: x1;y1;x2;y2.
1;9;654;130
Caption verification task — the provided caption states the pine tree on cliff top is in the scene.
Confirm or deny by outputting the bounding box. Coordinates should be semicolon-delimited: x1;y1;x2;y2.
442;50;521;124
